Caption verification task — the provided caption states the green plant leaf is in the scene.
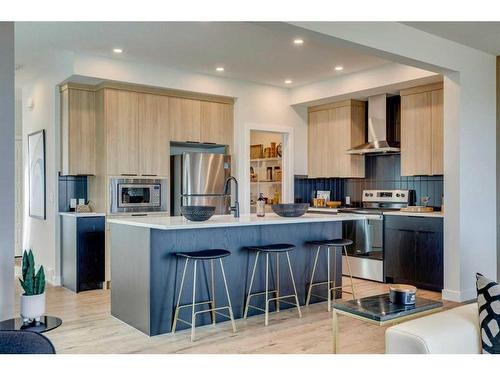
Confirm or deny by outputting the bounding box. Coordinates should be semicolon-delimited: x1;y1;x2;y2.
28;250;35;271
21;250;29;281
34;266;45;295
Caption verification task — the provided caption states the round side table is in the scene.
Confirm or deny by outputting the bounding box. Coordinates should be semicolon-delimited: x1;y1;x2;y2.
0;316;62;333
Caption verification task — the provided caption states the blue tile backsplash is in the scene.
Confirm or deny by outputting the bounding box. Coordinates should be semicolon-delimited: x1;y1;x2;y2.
295;154;443;208
58;175;88;212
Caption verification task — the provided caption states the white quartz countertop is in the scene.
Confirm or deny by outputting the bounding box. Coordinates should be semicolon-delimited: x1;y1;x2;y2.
59;212;106;217
107;212;364;231
383;211;444;218
307;207;340;213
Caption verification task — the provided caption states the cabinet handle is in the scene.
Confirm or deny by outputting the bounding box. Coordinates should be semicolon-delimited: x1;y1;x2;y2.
120;173;138;176
141;174;158;177
185;141;200;144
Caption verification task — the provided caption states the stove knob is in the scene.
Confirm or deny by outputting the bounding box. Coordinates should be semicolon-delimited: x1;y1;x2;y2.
396;193;400;197
369;193;373;197
401;193;405;197
365;193;369;197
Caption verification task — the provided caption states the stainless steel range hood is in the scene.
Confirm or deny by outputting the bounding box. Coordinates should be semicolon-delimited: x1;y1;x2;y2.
347;94;400;154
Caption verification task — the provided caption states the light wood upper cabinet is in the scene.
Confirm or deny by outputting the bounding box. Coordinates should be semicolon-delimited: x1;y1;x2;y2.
169;97;201;143
400;83;443;176
308;100;366;178
138;94;170;177
308;109;330;178
200;101;234;149
105;89;139;176
60;87;96;175
430;90;444;175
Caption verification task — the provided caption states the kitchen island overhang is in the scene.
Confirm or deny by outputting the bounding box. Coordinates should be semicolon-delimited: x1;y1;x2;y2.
108;213;365;336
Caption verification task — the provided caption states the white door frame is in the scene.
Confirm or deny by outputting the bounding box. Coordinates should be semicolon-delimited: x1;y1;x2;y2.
239;123;294;214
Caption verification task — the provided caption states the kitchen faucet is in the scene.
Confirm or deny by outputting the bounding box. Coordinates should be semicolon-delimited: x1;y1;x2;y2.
224;176;240;218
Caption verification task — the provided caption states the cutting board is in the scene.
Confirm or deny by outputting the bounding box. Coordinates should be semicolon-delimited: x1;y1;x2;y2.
400;206;435;213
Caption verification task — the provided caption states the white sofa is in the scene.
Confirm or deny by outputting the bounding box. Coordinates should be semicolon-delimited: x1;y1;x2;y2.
385;303;481;354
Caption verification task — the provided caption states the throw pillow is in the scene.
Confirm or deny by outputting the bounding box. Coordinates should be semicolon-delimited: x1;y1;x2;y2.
476;273;500;354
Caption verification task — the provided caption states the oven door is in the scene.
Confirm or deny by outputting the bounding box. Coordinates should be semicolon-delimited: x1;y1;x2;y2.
343;214;383;256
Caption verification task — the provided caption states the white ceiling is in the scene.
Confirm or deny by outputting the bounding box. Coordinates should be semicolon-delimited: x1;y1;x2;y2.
403;22;500;55
15;22;391;88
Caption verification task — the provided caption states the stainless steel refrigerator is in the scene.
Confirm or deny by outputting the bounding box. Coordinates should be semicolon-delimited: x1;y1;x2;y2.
170;152;231;216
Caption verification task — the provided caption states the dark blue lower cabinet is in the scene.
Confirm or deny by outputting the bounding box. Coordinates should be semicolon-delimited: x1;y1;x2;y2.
62;215;105;293
384;216;443;291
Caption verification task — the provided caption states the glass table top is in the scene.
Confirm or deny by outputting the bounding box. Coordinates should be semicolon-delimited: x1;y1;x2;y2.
0;316;62;333
332;294;443;322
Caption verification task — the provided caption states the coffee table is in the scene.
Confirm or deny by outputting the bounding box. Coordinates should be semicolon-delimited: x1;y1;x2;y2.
331;294;443;353
0;316;62;334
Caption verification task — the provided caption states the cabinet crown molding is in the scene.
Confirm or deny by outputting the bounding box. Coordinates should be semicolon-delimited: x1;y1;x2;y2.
59;80;235;105
308;99;366;113
400;82;443;96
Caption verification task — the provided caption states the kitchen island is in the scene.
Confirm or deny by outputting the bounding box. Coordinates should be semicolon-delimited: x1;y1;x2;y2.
107;213;364;336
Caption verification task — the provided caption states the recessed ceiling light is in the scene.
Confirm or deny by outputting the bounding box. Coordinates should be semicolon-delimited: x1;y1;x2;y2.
334;65;344;71
113;48;123;54
293;39;304;45
284;79;293;84
216;67;224;72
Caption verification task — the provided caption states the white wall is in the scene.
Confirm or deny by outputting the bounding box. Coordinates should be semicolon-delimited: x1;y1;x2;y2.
0;22;15;320
291;22;497;301
20;52;73;284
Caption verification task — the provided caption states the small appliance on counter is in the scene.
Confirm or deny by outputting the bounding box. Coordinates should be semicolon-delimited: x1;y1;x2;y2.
109;177;168;214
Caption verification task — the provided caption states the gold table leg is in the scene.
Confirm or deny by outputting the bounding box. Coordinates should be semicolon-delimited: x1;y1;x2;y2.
332;309;339;354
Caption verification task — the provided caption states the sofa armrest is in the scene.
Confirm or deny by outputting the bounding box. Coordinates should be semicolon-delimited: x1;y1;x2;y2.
385;303;481;354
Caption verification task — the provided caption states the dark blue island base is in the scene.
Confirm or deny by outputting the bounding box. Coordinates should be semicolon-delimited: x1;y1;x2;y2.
110;221;343;336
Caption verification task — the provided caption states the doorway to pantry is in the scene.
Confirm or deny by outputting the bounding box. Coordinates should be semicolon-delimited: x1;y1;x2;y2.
240;123;294;215
250;130;284;213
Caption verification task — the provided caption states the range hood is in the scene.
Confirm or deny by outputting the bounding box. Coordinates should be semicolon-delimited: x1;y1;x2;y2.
347;94;400;155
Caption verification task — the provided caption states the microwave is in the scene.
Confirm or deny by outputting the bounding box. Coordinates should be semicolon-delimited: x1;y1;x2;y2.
109;178;168;214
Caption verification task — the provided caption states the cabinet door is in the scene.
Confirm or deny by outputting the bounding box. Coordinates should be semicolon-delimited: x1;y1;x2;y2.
138;94;170;177
105;89;139;176
401;92;432;176
200;101;233;149
169;97;201;142
415;229;443;291
328;107;347;177
431;89;444;175
308;110;329;177
61;88;96;175
384;228;416;284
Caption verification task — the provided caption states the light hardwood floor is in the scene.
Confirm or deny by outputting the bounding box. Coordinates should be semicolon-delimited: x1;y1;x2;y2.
14;275;458;354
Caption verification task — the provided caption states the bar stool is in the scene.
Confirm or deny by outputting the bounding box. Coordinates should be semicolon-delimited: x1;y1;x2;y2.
243;244;302;326
172;249;236;341
305;239;356;311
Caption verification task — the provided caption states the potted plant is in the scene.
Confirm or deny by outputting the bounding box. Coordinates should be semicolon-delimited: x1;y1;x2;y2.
19;250;45;323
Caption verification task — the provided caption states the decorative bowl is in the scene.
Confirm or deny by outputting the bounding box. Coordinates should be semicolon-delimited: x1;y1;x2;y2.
326;201;342;208
181;206;216;221
271;203;310;217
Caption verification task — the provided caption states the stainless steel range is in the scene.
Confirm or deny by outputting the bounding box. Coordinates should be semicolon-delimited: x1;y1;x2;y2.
339;189;415;282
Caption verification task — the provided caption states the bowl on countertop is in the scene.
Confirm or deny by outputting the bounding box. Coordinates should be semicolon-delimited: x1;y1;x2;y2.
181;206;216;221
326;201;342;208
271;203;310;217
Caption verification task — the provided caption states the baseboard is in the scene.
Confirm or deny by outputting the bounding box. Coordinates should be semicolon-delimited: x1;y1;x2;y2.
442;288;477;302
50;275;62;286
44;267;61;286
